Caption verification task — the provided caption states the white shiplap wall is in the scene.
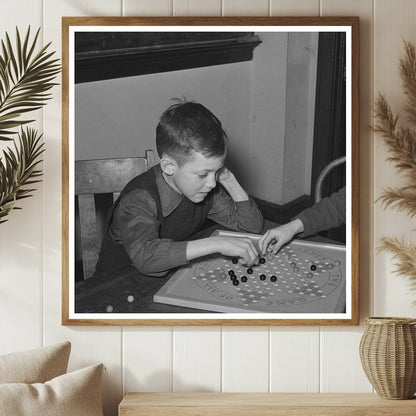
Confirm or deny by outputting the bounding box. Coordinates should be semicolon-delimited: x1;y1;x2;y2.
1;1;416;415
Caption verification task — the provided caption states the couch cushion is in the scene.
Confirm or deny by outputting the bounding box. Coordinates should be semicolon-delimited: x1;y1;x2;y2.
0;363;104;416
0;341;71;384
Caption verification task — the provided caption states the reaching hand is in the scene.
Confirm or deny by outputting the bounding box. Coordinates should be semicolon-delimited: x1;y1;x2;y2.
216;236;259;266
258;219;304;255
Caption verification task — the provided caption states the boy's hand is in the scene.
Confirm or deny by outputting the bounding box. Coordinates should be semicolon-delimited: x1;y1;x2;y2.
259;219;304;255
216;167;249;202
216;236;259;266
217;167;234;184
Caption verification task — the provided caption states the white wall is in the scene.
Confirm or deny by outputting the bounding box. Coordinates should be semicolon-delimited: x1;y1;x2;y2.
75;31;316;205
75;62;253;184
283;32;318;201
1;1;416;416
248;32;288;203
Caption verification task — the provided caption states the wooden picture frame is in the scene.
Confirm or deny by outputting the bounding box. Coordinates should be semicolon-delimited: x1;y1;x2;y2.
62;16;359;326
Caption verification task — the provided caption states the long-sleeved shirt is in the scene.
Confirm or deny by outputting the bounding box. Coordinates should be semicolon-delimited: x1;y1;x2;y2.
109;165;263;276
295;186;346;237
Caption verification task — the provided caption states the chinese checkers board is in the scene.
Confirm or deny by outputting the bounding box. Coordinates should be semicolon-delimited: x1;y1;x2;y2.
154;230;346;314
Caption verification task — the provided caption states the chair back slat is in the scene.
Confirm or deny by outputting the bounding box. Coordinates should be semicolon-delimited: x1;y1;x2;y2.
78;194;99;279
75;150;155;279
76;157;149;195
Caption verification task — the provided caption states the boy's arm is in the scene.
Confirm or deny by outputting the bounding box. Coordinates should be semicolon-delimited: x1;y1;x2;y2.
208;169;263;234
186;236;259;266
112;189;260;276
217;168;250;202
110;189;188;277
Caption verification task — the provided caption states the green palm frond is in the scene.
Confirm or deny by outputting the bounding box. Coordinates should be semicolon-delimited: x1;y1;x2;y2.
0;26;59;224
0;27;60;141
0;127;45;223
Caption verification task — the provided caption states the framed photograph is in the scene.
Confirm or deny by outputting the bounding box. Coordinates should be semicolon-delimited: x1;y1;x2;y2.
62;17;359;326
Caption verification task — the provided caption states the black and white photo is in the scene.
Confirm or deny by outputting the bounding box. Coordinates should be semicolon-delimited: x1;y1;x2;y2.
62;17;359;325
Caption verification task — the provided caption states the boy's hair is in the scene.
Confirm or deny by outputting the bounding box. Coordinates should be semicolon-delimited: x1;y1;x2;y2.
156;100;228;165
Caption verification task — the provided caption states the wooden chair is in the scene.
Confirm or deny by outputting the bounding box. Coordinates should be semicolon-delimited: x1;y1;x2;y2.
75;150;155;280
314;156;346;203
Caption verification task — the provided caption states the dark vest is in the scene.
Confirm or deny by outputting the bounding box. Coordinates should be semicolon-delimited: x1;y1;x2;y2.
95;165;214;277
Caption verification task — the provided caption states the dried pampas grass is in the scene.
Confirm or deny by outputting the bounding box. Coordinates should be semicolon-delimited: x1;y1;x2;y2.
375;40;416;297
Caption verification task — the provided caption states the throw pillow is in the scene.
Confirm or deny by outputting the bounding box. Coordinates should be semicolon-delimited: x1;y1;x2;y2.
0;341;71;384
0;363;104;416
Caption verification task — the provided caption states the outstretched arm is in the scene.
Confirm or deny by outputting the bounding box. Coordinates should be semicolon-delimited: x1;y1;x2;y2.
296;186;346;237
258;219;304;255
259;187;346;255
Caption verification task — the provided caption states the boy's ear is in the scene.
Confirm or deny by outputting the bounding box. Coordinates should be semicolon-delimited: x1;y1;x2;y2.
160;156;177;176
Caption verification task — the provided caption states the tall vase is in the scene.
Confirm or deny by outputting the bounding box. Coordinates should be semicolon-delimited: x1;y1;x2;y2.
359;317;416;399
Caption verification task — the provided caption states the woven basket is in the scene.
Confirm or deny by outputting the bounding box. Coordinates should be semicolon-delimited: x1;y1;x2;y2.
359;317;416;399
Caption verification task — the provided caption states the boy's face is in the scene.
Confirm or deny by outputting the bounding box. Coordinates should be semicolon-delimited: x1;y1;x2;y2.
162;151;226;203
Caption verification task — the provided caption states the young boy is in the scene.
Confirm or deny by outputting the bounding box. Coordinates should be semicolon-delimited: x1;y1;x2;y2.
259;186;346;255
95;101;263;278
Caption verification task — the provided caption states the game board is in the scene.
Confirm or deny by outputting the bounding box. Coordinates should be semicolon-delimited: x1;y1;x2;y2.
154;230;346;313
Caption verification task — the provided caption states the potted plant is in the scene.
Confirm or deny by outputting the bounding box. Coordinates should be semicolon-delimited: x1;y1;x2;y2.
359;40;416;400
